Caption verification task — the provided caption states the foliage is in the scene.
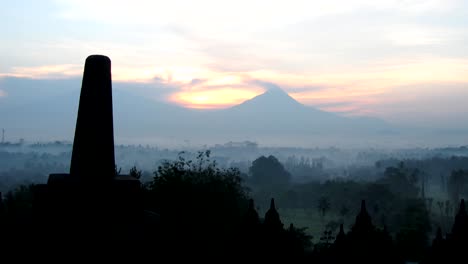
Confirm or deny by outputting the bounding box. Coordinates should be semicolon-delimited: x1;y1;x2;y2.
447;169;468;203
317;196;331;219
249;155;291;189
287;225;314;249
395;199;432;261
3;184;35;232
378;162;420;198
339;205;350;220
129;166;142;179
317;230;335;249
114;165;122;176
284;156;328;182
147;150;249;247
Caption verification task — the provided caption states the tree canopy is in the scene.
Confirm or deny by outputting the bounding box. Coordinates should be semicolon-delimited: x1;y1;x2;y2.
249;155;291;189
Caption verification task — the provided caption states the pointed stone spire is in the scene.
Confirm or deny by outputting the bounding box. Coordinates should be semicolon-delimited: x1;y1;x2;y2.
451;199;468;241
270;198;276;210
352;200;373;234
429;226;445;257
335;223;346;243
244;198;260;227
264;198;283;231
70;55;115;184
249;198;255;209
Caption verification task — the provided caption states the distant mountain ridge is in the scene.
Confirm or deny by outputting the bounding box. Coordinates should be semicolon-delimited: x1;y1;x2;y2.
0;76;393;146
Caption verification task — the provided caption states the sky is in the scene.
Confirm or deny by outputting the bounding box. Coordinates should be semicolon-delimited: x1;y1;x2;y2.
1;0;468;128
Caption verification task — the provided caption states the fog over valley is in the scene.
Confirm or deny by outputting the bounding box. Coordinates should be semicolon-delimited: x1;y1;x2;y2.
1;76;467;148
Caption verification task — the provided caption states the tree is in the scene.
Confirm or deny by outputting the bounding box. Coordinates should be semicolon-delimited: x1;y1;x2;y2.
129;166;142;179
114;165;122;176
147;150;249;253
317;196;331;221
318;230;335;249
287;224;313;250
379;162;419;198
448;169;468;204
249;155;291;189
339;205;349;222
426;198;434;214
395;199;432;262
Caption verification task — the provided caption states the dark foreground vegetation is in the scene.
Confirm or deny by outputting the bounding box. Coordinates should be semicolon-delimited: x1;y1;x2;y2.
1;150;468;263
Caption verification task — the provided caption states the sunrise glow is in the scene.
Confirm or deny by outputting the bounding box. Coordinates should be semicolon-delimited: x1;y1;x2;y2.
2;0;468;125
171;87;264;109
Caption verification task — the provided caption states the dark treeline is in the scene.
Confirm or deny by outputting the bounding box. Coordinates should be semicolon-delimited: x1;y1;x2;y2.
2;142;468;193
2;150;468;262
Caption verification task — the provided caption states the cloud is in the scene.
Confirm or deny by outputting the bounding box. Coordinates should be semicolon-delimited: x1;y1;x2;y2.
168;75;265;108
4;54;467;115
347;82;468;127
170;88;263;109
385;25;459;46
189;78;205;86
3;74;468;130
247;80;282;91
0;64;82;79
112;78;181;103
55;0;457;27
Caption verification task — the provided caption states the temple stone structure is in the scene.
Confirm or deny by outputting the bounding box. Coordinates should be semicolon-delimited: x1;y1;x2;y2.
70;55;115;183
33;55;141;247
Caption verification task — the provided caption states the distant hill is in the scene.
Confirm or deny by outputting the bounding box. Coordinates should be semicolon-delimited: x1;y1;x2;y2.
0;76;402;147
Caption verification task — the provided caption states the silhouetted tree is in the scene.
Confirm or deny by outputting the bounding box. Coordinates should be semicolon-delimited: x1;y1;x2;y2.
0;192;4;228
249;155;291;189
448;169;468;204
339;205;349;222
319;230;334;247
129;166;142;179
147;150;249;255
437;200;444;217
444;200;452;220
395;199;431;262
317;196;331;221
379;162;419;198
426;197;433;214
287;223;313;250
2;185;35;249
114;165;122;176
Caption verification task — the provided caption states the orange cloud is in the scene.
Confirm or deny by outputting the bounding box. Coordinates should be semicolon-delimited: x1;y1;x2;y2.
3;57;468;115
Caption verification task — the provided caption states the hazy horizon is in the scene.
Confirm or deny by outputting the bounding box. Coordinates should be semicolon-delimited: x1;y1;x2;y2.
1;0;468;147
